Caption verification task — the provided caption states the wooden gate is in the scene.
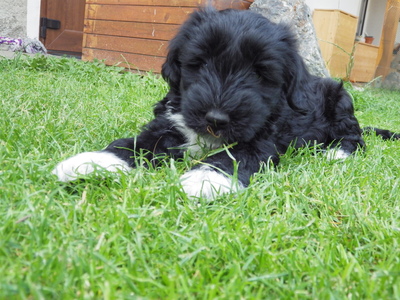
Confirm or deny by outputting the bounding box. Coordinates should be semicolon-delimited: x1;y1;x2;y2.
40;0;85;55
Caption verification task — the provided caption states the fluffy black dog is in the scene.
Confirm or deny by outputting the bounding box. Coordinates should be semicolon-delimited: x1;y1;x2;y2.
53;8;398;199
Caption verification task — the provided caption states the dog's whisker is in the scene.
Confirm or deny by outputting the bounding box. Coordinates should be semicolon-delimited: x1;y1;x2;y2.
207;126;221;138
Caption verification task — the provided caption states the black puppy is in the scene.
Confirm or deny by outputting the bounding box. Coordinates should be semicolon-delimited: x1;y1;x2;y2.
53;8;398;199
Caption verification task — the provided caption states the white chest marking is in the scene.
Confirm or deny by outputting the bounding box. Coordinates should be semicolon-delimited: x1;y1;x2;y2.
167;112;223;157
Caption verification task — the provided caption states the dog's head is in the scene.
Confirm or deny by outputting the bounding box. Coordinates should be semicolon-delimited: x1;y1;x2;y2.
162;8;307;143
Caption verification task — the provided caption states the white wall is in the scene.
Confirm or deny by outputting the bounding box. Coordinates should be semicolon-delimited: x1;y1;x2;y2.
27;0;41;39
363;0;386;46
305;0;362;16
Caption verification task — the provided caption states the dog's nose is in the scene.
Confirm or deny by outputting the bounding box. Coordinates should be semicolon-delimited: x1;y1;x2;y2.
205;110;230;127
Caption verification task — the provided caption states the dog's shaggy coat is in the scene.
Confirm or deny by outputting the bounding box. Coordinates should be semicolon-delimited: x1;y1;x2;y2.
53;8;399;199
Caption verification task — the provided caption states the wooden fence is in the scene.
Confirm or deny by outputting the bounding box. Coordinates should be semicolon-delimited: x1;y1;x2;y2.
82;0;253;72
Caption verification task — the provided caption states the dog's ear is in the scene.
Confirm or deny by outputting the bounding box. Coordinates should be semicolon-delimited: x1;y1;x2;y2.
161;41;181;92
283;56;303;104
162;7;217;92
280;29;309;114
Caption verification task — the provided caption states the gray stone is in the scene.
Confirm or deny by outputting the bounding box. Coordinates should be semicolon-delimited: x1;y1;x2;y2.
382;72;400;90
390;52;400;72
250;0;329;78
0;0;27;38
383;47;400;89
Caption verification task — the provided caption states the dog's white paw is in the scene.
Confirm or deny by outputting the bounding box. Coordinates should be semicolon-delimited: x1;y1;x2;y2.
325;149;351;160
180;166;243;200
52;151;131;182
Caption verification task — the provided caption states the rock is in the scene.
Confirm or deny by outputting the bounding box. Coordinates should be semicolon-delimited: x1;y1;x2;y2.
382;72;400;90
382;44;400;88
250;0;329;78
390;51;400;72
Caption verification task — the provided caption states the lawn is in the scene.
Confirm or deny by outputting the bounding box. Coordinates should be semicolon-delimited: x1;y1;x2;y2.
1;54;400;299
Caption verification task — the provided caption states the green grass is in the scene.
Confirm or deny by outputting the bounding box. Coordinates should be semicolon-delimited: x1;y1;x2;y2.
1;54;400;299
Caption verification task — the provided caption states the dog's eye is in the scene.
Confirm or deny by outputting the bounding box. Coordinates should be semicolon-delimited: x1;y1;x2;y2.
186;60;207;70
252;71;263;80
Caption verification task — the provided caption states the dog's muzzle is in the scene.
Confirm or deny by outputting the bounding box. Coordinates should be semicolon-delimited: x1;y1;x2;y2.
205;110;230;138
205;110;230;128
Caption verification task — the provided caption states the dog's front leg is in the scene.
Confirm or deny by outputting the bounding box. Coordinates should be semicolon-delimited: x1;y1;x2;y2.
52;116;185;182
180;146;278;200
180;164;243;200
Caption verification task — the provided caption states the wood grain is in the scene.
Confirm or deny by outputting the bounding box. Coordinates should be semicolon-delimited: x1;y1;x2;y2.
84;20;179;40
85;0;253;9
82;48;165;72
86;0;202;6
350;42;379;82
313;9;358;78
86;4;195;24
85;34;168;56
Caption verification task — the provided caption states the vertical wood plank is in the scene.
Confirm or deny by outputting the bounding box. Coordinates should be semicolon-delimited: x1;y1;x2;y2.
375;0;400;78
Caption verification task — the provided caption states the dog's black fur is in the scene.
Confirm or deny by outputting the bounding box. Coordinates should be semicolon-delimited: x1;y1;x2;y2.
53;8;399;198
